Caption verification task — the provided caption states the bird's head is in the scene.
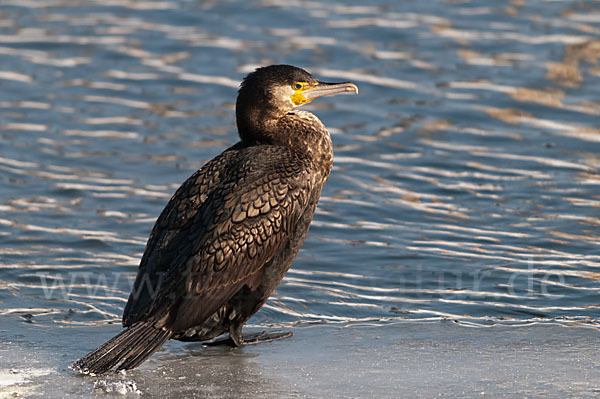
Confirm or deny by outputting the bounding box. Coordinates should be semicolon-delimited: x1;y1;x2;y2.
236;65;358;144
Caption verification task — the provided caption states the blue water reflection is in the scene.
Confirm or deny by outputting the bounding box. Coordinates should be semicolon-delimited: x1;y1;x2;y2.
1;0;599;337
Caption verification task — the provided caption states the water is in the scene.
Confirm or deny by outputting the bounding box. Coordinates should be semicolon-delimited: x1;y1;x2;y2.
1;0;600;396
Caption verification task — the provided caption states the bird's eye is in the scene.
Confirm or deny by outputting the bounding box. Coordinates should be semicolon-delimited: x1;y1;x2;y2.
293;82;303;90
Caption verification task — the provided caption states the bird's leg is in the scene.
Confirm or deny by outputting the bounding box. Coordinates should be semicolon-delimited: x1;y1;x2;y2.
203;328;293;347
229;323;244;347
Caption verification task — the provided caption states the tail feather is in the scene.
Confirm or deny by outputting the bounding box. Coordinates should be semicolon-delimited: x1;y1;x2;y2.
89;323;159;373
116;328;171;371
71;322;172;375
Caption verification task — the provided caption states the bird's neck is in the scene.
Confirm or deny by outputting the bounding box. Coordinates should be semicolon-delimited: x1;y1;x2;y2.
236;101;283;145
237;108;333;177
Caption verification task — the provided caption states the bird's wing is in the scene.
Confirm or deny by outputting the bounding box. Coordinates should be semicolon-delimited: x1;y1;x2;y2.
123;145;316;329
122;145;241;326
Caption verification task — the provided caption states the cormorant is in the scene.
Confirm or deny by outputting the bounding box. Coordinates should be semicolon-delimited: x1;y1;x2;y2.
71;65;358;374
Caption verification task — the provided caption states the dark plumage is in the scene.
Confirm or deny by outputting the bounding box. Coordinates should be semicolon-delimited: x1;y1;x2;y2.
71;65;358;374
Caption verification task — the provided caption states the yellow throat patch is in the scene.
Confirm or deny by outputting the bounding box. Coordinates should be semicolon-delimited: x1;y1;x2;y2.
290;82;312;106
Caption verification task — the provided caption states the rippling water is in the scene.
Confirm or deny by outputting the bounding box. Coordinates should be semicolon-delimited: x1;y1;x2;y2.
1;0;600;391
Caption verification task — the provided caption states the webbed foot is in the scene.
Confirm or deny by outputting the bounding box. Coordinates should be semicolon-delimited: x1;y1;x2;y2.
204;330;292;347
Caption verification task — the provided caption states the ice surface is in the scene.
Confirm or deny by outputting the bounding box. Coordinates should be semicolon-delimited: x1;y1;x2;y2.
93;379;141;395
1;321;599;398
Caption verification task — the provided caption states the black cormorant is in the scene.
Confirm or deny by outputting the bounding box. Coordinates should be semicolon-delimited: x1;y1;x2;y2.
71;65;358;374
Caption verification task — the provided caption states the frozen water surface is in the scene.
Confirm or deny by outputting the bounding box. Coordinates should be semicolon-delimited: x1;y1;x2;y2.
2;323;600;397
